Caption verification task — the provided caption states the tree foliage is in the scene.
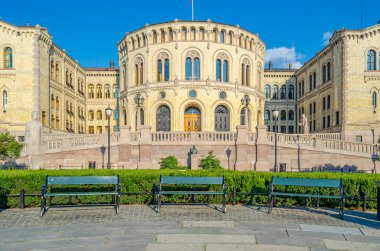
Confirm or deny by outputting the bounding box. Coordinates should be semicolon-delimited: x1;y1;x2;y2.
0;132;23;161
200;151;222;170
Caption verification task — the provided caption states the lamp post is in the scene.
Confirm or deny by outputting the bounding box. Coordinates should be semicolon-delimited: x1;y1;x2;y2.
100;144;106;169
273;110;279;172
105;106;113;169
241;94;251;126
371;129;378;174
134;93;144;128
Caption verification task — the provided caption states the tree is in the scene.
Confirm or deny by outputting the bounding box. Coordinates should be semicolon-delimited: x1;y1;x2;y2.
200;151;222;170
0;132;23;161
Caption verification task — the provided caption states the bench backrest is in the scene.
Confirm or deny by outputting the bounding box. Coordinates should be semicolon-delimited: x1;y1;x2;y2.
46;176;119;186
272;177;341;188
160;176;224;185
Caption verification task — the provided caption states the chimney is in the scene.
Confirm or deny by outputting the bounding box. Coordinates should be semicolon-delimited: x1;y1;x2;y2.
269;61;273;70
289;63;293;70
110;60;115;69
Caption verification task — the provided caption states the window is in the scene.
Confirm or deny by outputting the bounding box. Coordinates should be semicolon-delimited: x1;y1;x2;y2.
105;85;111;98
216;60;221;81
113;84;118;98
157;105;171;131
280;126;286;133
199;28;205;40
241;59;250;86
190;27;196;40
220;30;225;43
215;53;229;82
96;84;102;98
327;62;331;81
313;72;316;89
265;110;270;121
327;95;331;109
181;27;187;40
3;47;13;68
373;92;377;110
322;117;326;129
185;51;200;80
223;60;228;82
215;105;229;131
137;36;141;47
309;103;312;115
273;85;279;99
50;60;54;80
134;57;144;85
160;29;165;42
309;74;312;91
264;85;271;99
123;109;127;125
96;126;102;134
313;102;316;114
88;84;94;98
288;85;294;99
153;30;157;43
288;126;294;134
56;96;59;111
168;28;174;41
280;110;286;121
367;50;376;71
2;90;7;109
322;65;327;83
96;110;102;120
336;111;340;125
280;85;286;99
323;97;326;110
288;110;294;120
228;31;233;44
51;95;54;110
327;115;331;128
356;136;363;143
55;63;60;82
212;29;218;42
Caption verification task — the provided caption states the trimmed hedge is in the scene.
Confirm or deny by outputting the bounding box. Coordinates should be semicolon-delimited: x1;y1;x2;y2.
0;169;378;209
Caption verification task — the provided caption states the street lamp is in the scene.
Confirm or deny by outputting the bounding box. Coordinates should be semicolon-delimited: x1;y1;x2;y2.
134;93;144;128
100;144;106;169
273;110;279;172
241;94;250;126
105;106;113;169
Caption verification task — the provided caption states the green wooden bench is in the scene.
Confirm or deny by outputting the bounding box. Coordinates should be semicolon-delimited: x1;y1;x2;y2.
156;176;227;213
40;176;120;217
268;177;344;219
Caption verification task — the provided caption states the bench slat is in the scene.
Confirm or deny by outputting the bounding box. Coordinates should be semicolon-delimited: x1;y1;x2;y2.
160;176;224;185
272;177;341;188
46;192;118;196
159;191;224;195
47;176;118;185
271;192;342;199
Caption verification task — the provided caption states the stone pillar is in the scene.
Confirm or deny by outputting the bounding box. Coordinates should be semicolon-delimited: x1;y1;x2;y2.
190;153;200;170
138;125;153;169
255;125;270;171
119;125;131;164
25;112;43;169
235;125;252;170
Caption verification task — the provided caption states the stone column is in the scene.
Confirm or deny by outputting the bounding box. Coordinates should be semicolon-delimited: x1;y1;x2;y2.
235;125;252;170
255;125;270;171
25;112;43;169
138;125;153;169
119;125;131;165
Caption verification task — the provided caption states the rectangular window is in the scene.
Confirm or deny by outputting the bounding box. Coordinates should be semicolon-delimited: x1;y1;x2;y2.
272;126;276;132
313;72;316;89
336;111;340;125
322;117;326;129
267;126;270;132
301;107;304;116
313;120;316;131
309;104;312;115
309;121;312;132
313;102;316;114
327;95;331;109
327;115;330;128
323;97;326;110
280;126;286;133
89;126;94;134
288;126;294;134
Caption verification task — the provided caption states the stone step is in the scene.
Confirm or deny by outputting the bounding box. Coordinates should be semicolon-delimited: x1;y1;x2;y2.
146;243;311;251
299;224;362;235
323;239;380;251
182;221;236;228
156;234;256;244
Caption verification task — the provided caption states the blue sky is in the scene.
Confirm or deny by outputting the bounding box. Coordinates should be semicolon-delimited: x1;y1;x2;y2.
1;0;380;69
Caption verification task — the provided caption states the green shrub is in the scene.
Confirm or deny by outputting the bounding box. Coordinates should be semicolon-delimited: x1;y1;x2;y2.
0;169;378;209
160;156;187;170
200;151;222;170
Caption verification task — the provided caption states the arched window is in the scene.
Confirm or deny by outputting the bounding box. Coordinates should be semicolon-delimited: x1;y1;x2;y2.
3;47;13;68
245;36;249;49
51;95;54;110
96;110;102;120
181;27;187;40
215;53;229;82
2;90;8;108
50;60;54;80
142;33;147;46
367;50;376;71
288;110;294;120
212;29;218;42
273;85;279;99
216;59;221;81
134;57;144;85
288;85;294;99
168;28;173;41
185;51;200;80
327;62;331;81
152;30;157;43
96;84;102;98
223;60;229;82
264;110;270;121
160;29;165;42
199;28;205;40
105;85;111;98
241;58;250;86
156;105;171;131
280;110;286;121
65;70;69;85
157;52;170;82
264;84;271;99
56;96;59;111
131;38;135;50
190;27;196;40
55;63;60;82
137;36;141;47
322;65;327;83
88;84;94;98
239;35;243;46
215;105;229;131
220;30;225;43
228;31;234;44
309;74;313;91
280;85;287;99
88;110;94;120
373;92;377;110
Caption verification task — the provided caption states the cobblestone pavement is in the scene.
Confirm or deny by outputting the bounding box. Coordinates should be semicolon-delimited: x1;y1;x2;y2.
0;205;379;250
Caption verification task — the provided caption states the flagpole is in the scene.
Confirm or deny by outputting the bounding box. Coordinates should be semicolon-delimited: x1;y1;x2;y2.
192;0;194;21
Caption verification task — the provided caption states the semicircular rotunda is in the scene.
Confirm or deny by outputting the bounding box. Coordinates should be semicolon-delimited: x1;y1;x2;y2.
117;20;266;132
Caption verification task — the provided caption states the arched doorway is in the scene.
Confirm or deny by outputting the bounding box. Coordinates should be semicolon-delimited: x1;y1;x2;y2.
215;105;230;131
184;106;201;132
157;105;171;131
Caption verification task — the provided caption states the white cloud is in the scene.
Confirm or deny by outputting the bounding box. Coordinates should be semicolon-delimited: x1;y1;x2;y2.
265;47;304;69
322;31;333;46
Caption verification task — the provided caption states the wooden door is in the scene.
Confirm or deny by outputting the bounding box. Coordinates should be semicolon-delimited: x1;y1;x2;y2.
184;114;200;132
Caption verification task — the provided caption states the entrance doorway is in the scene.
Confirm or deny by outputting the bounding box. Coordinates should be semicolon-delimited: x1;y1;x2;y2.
184;106;201;132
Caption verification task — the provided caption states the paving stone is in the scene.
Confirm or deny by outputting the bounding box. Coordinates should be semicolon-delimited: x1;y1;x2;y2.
300;224;363;235
343;234;380;244
183;220;235;227
256;234;326;249
199;227;288;237
238;222;301;231
206;244;311;251
360;228;380;237
156;234;257;244
323;239;380;251
287;230;345;240
146;243;204;251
